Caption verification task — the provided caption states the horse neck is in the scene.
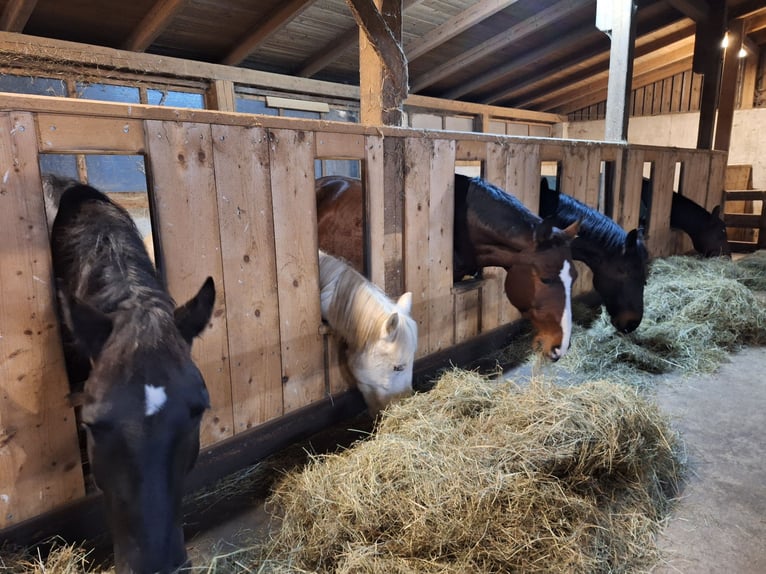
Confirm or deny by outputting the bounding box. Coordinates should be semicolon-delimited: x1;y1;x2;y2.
556;194;626;254
465;178;538;251
670;194;710;234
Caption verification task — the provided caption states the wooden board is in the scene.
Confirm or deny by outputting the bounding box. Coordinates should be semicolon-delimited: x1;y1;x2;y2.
619;148;645;232
506;142;541;213
36;114;145;154
210;125;283;432
144;120;233;447
364;136;386;289
646;152;675;257
725;165;753;190
454;285;480;344
706;153;727;212
0;112;85;528
268;128;325;412
315;132;366;160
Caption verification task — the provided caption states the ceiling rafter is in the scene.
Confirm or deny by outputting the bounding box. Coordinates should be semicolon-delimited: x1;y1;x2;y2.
407;0;520;62
297;0;422;79
665;0;709;22
744;11;766;33
222;0;315;66
410;0;591;94
0;0;37;32
484;18;695;106
528;36;695;112
121;0;188;52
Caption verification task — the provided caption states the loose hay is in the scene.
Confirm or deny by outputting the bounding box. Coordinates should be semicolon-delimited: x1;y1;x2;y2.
556;254;766;384
251;369;683;573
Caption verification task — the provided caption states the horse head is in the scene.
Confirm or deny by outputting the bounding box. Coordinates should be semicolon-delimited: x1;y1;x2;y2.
691;205;731;258
50;183;216;574
572;228;648;334
502;218;580;361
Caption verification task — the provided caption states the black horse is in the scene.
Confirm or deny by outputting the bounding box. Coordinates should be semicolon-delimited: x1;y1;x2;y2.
540;178;649;334
49;181;215;574
640;178;731;258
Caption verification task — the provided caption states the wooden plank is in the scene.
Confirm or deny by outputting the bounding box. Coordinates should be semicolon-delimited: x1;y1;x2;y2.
680;70;692;112
403;137;431;357
600;0;636;141
561;145;590;203
725;191;765;202
740;48;758;109
456;140;487;162
725;165;753;190
206;79;236;112
121;0;188;52
506;142;541;213
714;18;744;151
36;114;145;153
364;135;386;288
0;0;37;32
144;120;233;447
644;83;655;116
427;139;456;353
661;77;674;113
454;286;480;344
634;86;645;116
480;269;506;332
619;147;644;231
646;152;675;256
681;152;711;206
315;132;366;160
0;112;85;528
210;125;283;432
690;72;703;110
268;128;325;411
382;137;405;297
670;73;683;112
706;152;727;211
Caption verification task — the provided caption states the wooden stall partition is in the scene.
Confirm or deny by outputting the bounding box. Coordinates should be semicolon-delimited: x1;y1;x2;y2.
561;144;601;207
363;136;386;290
0;112;85;528
706;152;727;212
268;128;325;412
644;150;676;257
676;151;709;253
210;125;283;432
145;120;233;447
619;147;645;233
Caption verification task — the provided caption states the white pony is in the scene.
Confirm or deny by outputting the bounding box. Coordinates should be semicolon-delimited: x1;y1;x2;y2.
318;250;418;416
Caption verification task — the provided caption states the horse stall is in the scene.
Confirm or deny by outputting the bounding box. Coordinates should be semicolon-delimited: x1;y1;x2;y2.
0;93;726;547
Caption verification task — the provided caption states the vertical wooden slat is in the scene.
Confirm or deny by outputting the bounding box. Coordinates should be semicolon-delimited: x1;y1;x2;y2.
690;73;703;111
268;128;325;412
427;139;456;353
454;287;480;344
646;152;675;257
507;142;541;213
364;135;386;288
634;86;645;116
671;73;683;113
0;112;85;528
644;83;655;115
680;71;692;112
620;148;645;231
706;153;727;212
480;269;505;333
210;125;283;432
403;137;431;357
145;120;233;447
673;151;694;254
681;152;710;206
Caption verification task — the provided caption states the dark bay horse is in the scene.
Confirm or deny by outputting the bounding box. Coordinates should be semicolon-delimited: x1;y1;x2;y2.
539;179;649;334
49;181;215;574
640;178;731;258
315;175;579;360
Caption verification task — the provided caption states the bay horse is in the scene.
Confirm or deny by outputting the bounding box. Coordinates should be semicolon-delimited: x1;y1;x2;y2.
48;180;215;574
640;178;731;258
315;175;579;361
319;250;417;415
539;179;648;334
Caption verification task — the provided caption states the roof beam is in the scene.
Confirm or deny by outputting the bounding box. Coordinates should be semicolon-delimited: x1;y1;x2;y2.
665;0;709;22
744;11;766;33
121;0;188;52
296;0;422;78
407;0;520;62
0;0;37;32
410;0;591;93
222;0;315;66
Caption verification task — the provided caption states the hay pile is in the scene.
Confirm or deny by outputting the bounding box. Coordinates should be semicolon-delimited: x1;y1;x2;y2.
557;254;766;384
254;369;683;573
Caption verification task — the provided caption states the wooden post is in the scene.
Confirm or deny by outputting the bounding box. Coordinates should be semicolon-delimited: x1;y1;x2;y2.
350;0;407;126
596;0;637;141
739;42;759;109
694;0;726;149
714;18;744;151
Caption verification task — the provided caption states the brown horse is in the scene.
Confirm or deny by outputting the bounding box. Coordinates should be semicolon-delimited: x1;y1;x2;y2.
315;175;579;360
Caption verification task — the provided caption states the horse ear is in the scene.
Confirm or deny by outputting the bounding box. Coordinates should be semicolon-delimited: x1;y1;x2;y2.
562;219;580;239
174;276;216;345
66;297;113;360
396;292;413;315
383;312;400;340
710;205;722;221
624;228;647;258
533;217;556;243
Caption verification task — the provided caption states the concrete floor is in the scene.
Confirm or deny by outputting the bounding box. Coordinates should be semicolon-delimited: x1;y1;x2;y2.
184;346;766;572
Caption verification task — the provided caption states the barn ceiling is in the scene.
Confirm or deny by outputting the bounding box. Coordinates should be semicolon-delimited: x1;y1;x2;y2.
0;0;764;115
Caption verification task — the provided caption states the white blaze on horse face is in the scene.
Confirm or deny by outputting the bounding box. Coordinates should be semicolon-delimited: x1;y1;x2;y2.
144;384;168;417
554;259;573;360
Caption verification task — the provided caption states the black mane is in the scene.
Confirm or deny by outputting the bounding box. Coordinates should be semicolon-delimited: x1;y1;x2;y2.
458;175;540;234
547;192;630;255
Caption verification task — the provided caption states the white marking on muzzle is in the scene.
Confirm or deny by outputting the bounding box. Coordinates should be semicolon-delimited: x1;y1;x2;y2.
555;259;573;359
145;384;167;417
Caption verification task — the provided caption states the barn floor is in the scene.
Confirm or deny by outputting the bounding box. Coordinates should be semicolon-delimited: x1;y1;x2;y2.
183;346;766;573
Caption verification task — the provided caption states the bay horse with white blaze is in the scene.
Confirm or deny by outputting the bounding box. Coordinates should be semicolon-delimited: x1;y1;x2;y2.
48;180;215;574
318;250;417;415
539;178;649;334
315;175;579;361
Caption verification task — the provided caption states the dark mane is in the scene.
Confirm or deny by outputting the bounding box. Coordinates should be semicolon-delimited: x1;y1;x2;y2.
460;175;540;235
671;193;711;232
554;194;631;255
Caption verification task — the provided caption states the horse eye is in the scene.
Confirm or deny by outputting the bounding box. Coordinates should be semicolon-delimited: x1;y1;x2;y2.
540;277;559;286
393;364;405;372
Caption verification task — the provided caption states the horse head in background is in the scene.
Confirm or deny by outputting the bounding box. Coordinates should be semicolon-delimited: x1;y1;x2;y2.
318;250;417;416
540;178;649;334
640;178;731;258
48;178;215;574
455;174;579;360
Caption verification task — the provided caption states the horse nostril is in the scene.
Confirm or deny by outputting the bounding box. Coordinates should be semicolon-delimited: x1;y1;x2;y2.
549;347;562;361
621;320;640;334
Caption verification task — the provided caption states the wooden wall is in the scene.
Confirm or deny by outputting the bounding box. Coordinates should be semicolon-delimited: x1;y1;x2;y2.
0;93;726;529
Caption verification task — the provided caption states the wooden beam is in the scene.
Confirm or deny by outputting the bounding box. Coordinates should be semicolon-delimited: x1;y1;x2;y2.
405;94;565;123
739;42;759;109
350;0;408;125
222;0;315;66
695;0;726;149
744;11;766;34
665;0;709;22
714;18;743;151
0;0;37;32
599;0;637;141
121;0;188;52
410;0;591;93
407;0;520;62
297;0;422;78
